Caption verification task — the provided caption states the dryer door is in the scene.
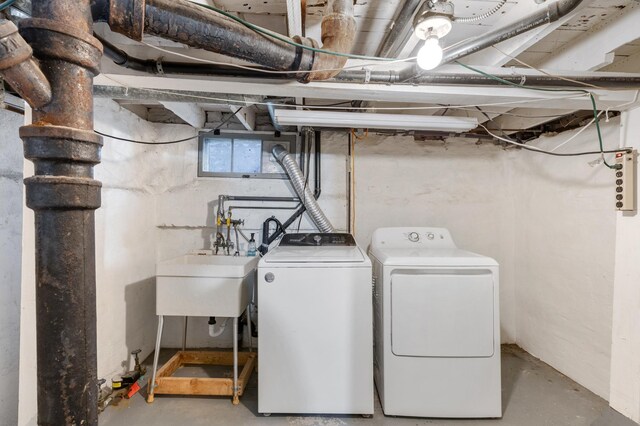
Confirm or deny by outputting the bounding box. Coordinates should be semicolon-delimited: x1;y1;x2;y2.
391;268;495;358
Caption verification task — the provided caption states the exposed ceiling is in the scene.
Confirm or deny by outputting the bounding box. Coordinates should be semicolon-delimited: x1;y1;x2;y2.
88;0;640;136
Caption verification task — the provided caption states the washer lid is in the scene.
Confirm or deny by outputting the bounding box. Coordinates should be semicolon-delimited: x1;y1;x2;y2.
370;247;498;267
263;246;366;263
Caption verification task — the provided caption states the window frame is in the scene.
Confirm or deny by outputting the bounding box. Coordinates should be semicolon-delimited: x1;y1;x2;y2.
197;130;299;179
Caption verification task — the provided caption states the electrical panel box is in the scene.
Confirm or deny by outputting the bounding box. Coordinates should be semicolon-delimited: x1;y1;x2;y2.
615;150;637;212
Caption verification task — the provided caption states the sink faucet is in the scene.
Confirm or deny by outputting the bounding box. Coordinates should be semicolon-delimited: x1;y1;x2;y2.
214;232;226;255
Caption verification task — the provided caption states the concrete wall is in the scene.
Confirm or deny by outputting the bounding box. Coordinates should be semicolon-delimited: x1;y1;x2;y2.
610;107;640;423
512;120;620;400
18;100;196;425
154;132;348;347
348;133;518;343
9;100;632;422
0;109;24;426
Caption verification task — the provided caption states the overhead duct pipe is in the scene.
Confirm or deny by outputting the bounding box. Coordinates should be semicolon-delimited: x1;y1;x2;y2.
95;35;640;89
272;144;335;233
336;0;586;84
0;19;52;109
92;0;356;82
440;0;585;65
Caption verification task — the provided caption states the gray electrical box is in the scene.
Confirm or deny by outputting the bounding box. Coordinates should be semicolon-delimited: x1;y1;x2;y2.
615;149;637;212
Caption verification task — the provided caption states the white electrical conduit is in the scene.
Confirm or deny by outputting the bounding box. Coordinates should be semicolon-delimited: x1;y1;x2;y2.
453;0;507;23
272;144;335;233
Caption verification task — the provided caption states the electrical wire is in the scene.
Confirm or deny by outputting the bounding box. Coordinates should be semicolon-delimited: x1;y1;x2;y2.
189;1;398;62
489;45;605;90
479;124;627;157
0;0;16;11
215;107;242;130
143;42;417;76
455;61;619;169
94;130;197;144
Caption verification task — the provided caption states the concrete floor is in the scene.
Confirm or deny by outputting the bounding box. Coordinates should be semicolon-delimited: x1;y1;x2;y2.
99;345;634;426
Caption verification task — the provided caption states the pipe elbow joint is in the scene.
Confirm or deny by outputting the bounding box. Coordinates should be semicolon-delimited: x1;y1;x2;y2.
0;20;52;109
305;0;356;82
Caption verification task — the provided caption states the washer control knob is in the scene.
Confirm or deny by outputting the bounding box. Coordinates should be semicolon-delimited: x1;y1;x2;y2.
408;232;420;242
426;233;435;240
265;272;275;283
313;235;323;245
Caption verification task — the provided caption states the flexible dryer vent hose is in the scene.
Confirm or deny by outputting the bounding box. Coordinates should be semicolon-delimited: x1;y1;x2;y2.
272;144;335;233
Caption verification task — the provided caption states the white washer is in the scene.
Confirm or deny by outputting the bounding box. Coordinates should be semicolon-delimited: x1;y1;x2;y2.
369;227;501;418
258;233;374;415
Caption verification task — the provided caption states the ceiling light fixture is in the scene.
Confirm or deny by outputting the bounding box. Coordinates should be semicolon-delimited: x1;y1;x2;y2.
413;0;455;71
273;109;479;132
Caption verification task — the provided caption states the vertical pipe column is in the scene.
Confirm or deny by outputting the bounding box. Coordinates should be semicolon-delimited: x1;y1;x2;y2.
18;1;103;424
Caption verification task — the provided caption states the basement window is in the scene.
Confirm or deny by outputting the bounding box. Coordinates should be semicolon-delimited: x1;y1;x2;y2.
198;131;299;179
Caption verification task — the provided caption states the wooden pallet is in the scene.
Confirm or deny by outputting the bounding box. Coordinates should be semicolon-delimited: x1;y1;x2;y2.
147;350;256;405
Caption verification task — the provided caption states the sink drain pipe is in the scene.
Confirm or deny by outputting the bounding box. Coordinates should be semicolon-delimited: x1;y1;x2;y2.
272;144;335;234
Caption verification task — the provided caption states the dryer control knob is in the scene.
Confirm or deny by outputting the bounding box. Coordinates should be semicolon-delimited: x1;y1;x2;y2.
426;233;435;240
408;232;420;242
313;235;322;245
265;272;275;283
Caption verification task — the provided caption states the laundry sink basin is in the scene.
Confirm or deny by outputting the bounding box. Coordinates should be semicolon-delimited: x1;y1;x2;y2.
156;254;259;318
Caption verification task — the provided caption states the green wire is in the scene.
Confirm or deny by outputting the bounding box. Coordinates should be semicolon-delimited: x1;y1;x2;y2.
0;0;16;11
189;1;397;62
455;61;619;170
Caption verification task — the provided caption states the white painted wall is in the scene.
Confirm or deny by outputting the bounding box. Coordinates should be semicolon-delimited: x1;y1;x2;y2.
9;100;632;422
17;100;196;425
610;107;640;423
511;119;620;400
154;132;348;347
348;133;518;343
0;109;24;426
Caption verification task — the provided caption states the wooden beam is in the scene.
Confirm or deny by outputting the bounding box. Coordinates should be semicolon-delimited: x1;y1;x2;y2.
160;101;206;128
180;350;252;366
229;105;256;131
155;377;234;396
538;3;640;71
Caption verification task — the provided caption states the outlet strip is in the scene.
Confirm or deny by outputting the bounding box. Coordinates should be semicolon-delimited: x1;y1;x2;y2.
615;149;637;212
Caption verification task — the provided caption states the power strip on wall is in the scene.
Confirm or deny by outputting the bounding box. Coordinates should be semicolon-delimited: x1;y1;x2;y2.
615;149;637;212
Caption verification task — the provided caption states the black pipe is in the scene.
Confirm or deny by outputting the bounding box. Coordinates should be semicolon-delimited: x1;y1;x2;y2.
19;0;103;424
97;39;640;89
225;195;300;202
96;33;292;79
376;0;423;58
259;131;322;254
259;216;285;255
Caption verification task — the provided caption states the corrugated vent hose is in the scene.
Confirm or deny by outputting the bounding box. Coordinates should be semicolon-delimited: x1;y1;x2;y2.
272;144;335;233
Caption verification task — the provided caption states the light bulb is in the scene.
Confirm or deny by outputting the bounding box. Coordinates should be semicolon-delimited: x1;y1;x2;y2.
417;37;443;70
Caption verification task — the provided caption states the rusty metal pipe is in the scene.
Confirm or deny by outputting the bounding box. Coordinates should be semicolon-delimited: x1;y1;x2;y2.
0;19;51;109
18;0;103;424
306;0;356;81
96;0;356;81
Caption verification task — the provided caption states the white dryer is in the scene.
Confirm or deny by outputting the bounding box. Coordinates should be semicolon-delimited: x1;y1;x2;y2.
369;227;501;418
258;233;373;415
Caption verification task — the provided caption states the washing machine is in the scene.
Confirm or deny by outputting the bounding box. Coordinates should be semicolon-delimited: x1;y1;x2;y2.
369;227;501;418
257;233;373;415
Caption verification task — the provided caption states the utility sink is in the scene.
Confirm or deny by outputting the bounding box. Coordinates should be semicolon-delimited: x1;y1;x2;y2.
156;254;259;318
